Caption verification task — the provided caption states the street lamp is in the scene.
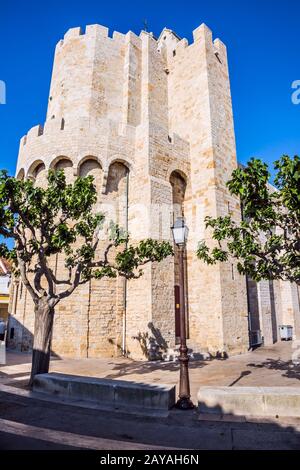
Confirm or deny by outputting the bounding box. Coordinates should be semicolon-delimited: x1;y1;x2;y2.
171;217;194;410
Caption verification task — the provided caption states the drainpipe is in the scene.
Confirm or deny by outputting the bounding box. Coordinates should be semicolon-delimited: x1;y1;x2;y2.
122;168;129;356
11;280;19;316
241;201;252;350
245;275;253;349
294;285;300;340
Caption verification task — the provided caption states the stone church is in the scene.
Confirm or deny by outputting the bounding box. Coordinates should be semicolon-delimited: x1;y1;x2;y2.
8;23;300;360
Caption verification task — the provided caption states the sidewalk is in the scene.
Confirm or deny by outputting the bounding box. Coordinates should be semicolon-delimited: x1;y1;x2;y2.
1;341;300;449
1;341;299;402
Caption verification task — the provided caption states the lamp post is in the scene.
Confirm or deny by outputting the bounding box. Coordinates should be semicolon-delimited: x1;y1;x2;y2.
171;217;194;410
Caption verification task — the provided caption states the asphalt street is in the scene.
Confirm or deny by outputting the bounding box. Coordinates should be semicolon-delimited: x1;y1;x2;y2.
0;388;300;450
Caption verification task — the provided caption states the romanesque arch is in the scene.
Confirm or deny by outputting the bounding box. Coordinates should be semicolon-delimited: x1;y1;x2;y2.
169;170;188;341
27;160;47;187
77;155;103;172
78;157;102;202
105;161;129;228
107;156;133;172
170;170;187;220
50;156;74;184
27;160;45;178
16;168;25;180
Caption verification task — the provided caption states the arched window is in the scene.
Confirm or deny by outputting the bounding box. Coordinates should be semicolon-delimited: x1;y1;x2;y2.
53;158;73;184
79;158;102;200
27;161;47;187
16;168;25;181
106;162;129;227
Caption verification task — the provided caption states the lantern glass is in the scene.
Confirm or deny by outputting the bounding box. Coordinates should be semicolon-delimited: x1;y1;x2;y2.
171;217;189;246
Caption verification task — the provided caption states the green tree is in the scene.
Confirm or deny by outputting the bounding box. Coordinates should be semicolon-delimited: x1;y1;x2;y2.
197;155;300;285
0;169;173;386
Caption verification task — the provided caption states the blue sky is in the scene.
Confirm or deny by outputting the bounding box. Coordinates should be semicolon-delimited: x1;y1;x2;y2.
0;0;299;176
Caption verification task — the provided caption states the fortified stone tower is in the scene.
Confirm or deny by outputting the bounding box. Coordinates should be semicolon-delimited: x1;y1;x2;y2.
10;23;251;359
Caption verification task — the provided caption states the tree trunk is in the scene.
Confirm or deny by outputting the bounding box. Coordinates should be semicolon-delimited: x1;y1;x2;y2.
29;299;54;388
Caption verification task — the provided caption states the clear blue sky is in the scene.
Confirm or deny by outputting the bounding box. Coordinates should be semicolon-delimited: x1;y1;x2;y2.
0;0;299;175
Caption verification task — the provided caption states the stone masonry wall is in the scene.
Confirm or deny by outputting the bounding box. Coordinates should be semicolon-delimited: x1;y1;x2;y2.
159;24;249;355
9;22;299;360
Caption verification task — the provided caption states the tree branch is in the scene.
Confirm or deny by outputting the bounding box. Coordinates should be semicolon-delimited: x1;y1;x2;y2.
16;251;39;303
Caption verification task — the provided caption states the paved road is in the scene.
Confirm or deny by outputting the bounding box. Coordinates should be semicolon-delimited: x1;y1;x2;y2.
0;388;300;450
0;431;79;450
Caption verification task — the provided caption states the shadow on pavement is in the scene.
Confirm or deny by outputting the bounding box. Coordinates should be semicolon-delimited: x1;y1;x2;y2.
247;358;300;381
0;387;300;449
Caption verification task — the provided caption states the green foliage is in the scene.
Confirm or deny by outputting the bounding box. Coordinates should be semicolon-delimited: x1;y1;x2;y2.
0;169;173;306
197;156;300;285
115;239;173;279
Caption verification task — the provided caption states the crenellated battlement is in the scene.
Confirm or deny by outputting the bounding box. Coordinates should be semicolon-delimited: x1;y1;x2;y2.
55;22;226;61
55;24;141;48
20;117;130;146
20;116;188;155
157;23;227;66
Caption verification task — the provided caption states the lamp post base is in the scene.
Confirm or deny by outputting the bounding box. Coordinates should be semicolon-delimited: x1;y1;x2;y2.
175;397;195;410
